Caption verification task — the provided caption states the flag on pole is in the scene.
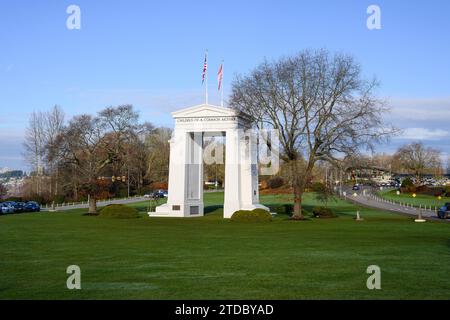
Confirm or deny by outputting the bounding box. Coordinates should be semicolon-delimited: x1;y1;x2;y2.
217;63;223;90
202;53;208;84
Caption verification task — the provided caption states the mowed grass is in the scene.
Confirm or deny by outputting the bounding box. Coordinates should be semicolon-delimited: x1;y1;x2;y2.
378;189;450;209
0;192;449;300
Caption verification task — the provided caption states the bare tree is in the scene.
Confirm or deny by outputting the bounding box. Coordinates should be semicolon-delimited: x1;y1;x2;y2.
51;105;154;212
393;142;442;181
98;105;152;196
123;122;154;195
230;49;394;219
55;115;111;214
43;105;65;196
23;111;45;195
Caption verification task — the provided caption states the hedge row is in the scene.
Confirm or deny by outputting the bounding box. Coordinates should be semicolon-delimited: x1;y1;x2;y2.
231;208;272;222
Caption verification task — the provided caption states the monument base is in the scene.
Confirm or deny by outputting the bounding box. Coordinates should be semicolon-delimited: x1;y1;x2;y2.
149;202;204;218
150;203;271;219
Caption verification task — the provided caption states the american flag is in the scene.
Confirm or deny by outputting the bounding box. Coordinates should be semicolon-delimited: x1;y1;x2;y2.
217;63;223;90
202;53;208;84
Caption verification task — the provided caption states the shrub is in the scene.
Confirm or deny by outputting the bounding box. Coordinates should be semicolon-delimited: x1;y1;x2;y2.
415;185;428;194
401;178;414;188
267;177;284;189
400;185;416;193
312;206;337;218
268;204;293;216
418;187;445;197
445;186;450;197
231;208;272;222
98;204;141;219
400;178;416;193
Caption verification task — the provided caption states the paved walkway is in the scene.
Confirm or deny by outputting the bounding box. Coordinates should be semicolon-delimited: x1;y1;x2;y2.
344;187;445;222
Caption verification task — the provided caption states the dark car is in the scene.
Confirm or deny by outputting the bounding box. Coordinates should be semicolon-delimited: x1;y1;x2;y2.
151;191;165;199
13;202;26;213
352;185;360;191
437;203;450;219
24;201;41;212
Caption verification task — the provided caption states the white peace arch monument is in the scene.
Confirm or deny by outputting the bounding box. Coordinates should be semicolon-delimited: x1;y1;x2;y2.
150;103;270;219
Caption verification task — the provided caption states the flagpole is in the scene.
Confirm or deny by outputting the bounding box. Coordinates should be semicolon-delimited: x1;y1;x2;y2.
205;50;208;105
221;60;224;107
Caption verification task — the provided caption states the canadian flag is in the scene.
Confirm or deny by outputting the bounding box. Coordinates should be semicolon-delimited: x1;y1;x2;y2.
217;63;223;90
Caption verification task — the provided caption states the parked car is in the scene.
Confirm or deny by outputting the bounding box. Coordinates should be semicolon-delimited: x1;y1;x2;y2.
0;202;15;214
13;202;25;213
3;201;17;213
152;191;165;199
390;181;398;187
352;185;360;191
24;201;41;212
437;203;450;219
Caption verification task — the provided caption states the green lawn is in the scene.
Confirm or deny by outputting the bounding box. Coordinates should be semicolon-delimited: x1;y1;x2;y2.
0;192;449;299
378;189;450;209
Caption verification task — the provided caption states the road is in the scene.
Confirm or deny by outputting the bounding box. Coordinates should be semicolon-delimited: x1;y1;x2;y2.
343;187;446;222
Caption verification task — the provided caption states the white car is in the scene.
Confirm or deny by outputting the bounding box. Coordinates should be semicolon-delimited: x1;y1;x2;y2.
0;203;14;214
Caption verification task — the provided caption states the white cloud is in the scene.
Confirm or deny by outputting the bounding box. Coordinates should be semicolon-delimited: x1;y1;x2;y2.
389;97;450;121
395;127;450;141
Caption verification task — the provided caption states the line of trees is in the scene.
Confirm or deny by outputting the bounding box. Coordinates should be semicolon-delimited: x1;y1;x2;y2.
392;142;443;180
23;105;171;213
339;143;445;180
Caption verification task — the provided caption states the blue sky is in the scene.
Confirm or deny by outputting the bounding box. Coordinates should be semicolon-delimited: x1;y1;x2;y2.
1;0;449;170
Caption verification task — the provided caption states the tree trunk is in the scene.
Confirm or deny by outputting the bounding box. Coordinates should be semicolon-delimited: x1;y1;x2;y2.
292;183;304;219
55;167;59;196
289;159;305;220
88;195;97;214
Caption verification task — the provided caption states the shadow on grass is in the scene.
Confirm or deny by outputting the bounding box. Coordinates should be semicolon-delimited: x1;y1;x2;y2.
204;205;223;215
82;212;99;216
